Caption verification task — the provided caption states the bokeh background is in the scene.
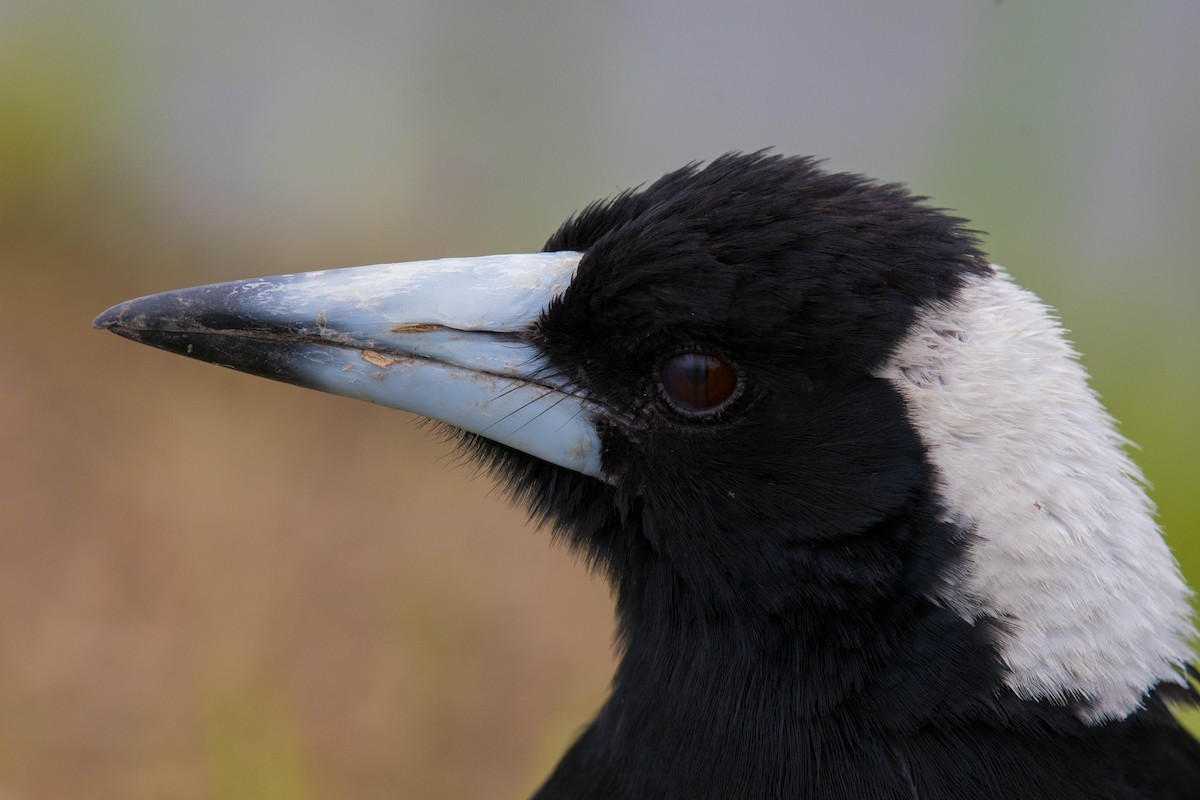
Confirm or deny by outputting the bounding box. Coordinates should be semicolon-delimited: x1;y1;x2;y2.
3;1;1198;797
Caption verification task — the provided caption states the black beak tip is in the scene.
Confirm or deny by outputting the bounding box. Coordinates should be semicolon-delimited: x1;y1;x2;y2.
93;303;124;331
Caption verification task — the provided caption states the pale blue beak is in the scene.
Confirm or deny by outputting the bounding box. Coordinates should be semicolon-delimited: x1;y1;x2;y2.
94;252;605;479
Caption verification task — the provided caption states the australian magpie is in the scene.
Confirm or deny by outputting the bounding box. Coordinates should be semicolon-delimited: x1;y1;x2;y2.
96;153;1199;798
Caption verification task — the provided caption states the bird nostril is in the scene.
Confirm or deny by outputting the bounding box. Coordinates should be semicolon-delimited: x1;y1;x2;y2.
658;352;741;416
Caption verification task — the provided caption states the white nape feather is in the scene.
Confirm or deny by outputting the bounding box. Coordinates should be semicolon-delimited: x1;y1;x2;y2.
877;267;1194;723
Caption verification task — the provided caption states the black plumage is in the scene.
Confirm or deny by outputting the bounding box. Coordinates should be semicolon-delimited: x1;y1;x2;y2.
97;153;1200;798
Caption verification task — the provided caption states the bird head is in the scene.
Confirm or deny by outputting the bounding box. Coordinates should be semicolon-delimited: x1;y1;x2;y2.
96;153;1197;796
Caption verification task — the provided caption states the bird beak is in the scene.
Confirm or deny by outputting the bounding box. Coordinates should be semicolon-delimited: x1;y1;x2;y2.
93;251;605;479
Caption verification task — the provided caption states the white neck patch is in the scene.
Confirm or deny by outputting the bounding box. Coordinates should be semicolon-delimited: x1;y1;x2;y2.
876;268;1194;723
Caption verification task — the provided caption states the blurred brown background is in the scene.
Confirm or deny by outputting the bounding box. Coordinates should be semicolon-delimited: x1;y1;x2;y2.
3;2;1198;798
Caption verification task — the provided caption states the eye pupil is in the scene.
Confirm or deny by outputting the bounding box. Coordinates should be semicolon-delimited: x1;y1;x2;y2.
660;353;739;414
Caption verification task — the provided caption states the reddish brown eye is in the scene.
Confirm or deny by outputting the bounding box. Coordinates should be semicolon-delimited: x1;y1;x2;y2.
658;352;740;415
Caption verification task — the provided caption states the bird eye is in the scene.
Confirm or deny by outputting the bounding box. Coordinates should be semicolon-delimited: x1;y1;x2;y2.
658;352;741;416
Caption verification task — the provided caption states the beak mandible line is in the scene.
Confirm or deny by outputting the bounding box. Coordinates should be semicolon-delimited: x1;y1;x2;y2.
95;251;604;479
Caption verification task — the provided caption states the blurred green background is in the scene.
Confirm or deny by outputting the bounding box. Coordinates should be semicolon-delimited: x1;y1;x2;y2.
2;1;1198;798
